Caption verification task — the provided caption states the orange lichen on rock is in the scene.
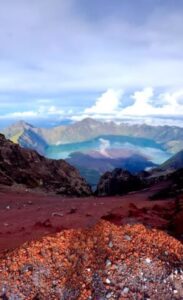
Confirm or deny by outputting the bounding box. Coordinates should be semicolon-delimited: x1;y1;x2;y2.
0;221;183;300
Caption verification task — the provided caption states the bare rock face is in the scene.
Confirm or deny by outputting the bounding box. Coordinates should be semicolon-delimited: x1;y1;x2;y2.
96;168;144;196
0;134;91;196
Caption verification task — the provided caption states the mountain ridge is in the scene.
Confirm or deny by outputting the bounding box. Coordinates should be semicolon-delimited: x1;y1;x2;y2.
0;134;91;196
2;118;183;154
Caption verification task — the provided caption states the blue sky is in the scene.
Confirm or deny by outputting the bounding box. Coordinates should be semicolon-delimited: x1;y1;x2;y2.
0;0;183;126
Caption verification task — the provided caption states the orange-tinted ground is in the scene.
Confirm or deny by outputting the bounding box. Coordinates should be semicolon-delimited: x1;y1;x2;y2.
0;183;180;253
0;220;183;300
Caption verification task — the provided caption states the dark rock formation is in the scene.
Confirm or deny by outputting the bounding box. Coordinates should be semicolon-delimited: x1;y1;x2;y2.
96;168;144;196
0;134;91;196
150;168;183;199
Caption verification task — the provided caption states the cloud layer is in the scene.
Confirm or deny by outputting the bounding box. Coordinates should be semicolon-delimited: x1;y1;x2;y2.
0;0;183;125
71;87;183;126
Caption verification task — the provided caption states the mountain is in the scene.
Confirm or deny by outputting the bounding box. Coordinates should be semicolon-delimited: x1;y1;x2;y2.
160;150;183;170
96;168;144;196
3;118;183;154
45;118;183;151
2;120;31;142
2;118;183;187
0;134;91;196
3;120;48;155
66;150;156;187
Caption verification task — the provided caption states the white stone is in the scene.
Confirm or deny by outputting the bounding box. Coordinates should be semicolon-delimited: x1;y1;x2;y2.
145;258;151;264
106;259;112;267
123;287;129;294
108;241;113;248
105;278;111;284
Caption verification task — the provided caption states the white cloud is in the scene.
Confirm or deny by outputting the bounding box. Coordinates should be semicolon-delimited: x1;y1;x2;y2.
99;138;111;157
84;89;123;114
123;88;183;117
37;105;65;116
120;87;155;116
0;1;183;100
0;105;65;120
71;87;183;127
0;111;38;119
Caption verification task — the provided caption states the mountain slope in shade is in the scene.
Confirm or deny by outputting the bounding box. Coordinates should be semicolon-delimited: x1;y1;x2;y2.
2;120;31;141
66;150;156;187
0;134;91;196
19;129;48;155
161;150;183;170
3;120;48;155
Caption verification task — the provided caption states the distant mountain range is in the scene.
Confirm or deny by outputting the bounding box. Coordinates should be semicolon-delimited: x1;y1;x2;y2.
3;118;183;153
1;130;183;198
2;118;183;186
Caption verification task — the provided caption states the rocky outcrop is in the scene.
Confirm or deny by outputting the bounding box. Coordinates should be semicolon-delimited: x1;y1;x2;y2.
145;167;183;200
96;168;144;196
0;134;91;196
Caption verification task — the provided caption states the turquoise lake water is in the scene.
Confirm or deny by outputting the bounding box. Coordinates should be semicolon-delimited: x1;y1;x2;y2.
46;135;171;165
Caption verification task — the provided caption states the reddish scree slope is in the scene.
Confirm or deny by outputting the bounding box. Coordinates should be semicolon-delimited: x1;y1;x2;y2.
0;220;183;300
0;184;181;252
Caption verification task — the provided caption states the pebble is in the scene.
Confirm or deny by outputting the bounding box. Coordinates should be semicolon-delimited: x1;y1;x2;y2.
106;292;112;298
145;258;151;264
105;278;111;284
123;287;129;294
51;212;64;217
106;259;112;267
124;234;132;241
108;241;113;248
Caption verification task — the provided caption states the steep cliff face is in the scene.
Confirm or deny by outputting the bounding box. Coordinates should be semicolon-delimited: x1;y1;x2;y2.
96;168;144;196
0;134;91;196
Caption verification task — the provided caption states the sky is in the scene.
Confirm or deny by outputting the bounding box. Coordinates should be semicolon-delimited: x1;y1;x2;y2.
0;0;183;127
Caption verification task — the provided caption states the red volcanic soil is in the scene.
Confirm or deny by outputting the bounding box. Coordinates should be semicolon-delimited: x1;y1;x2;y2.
0;183;181;254
0;220;183;300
